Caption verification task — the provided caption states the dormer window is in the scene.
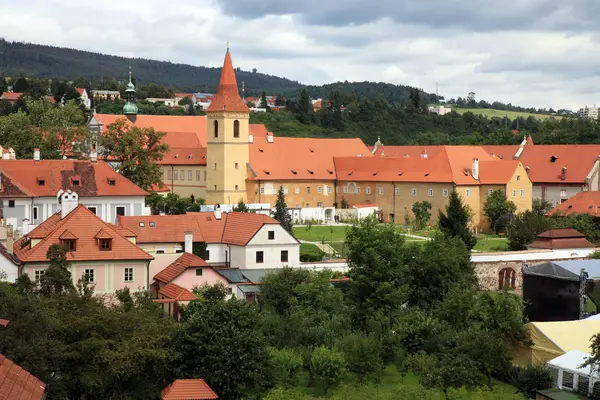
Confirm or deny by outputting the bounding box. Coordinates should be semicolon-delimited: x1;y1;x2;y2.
149;221;155;227
62;239;76;251
37;178;45;186
71;178;80;186
139;222;145;227
108;179;116;186
99;238;112;250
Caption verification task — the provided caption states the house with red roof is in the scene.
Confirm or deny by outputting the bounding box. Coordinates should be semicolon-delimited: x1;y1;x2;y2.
547;191;600;217
162;379;218;400
0;92;23;103
13;199;153;295
0;353;47;399
0;156;148;233
76;88;91;109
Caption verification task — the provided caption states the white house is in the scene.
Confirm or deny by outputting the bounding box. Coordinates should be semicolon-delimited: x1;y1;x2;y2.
192;93;214;110
0;155;148;234
0;224;19;282
145;98;178;107
76;88;91;109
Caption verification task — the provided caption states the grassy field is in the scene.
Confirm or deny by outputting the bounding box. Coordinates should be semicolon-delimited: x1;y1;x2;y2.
265;366;525;400
473;236;509;253
453;108;554;120
293;226;350;242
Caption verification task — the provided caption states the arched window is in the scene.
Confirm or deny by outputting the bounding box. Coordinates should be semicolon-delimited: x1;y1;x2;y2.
498;267;516;290
233;120;240;138
214;120;219;138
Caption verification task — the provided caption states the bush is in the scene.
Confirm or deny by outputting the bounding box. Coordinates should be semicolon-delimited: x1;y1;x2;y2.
300;243;325;262
311;346;346;395
510;364;553;399
341;334;383;383
269;347;303;389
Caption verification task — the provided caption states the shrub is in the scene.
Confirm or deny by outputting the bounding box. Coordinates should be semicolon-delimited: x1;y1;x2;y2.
510;364;553;399
341;334;383;383
300;243;325;262
269;347;303;389
310;346;346;395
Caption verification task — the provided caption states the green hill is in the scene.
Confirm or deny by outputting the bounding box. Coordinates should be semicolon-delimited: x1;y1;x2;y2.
453;107;554;120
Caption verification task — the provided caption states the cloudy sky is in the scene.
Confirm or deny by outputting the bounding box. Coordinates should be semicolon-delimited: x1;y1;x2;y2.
1;0;599;110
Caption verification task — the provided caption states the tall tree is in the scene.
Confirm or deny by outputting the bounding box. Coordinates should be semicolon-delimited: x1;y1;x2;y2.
39;244;76;297
273;186;293;234
0;76;7;93
483;189;517;233
295;89;312;124
100;118;169;190
412;201;432;230
438;190;477;250
12;76;29;92
413;352;480;400
259;91;269;109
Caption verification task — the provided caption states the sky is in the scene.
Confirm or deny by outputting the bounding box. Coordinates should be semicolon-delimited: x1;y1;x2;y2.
1;0;599;110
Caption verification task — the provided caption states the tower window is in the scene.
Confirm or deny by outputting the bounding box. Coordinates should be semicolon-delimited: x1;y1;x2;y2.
214;163;217;170
233;120;240;138
235;163;238;170
214;120;219;138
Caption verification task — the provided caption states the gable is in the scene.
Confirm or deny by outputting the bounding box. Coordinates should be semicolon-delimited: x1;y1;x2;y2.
247;224;300;246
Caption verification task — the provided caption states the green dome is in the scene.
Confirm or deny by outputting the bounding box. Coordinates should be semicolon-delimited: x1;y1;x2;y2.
123;101;138;115
125;80;136;93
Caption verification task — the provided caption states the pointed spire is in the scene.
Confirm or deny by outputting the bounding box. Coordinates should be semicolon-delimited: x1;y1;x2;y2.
206;47;249;113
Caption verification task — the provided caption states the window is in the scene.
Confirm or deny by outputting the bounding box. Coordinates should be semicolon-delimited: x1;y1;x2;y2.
196;171;201;181
196;268;203;276
33;207;38;220
465;189;471;197
562;371;574;389
235;185;238;190
213;120;219;138
268;231;275;240
428;189;433;197
149;221;155;227
343;186;348;194
256;251;264;263
378;187;384;195
84;268;95;283
516;175;521;181
356;187;361;194
99;238;112;250
281;250;288;263
260;187;265;194
37;179;45;186
8;200;14;208
214;163;217;170
173;170;178;180
167;169;172;180
62;239;76;251
488;189;493;195
156;249;165;254
139;222;145;227
306;187;311;194
560;190;567;197
442;189;448;197
306;203;310;207
512;189;517;197
116;206;126;217
175;249;184;254
395;188;400;196
88;206;97;215
411;188;417;196
34;270;44;284
318;186;323;193
188;170;192;180
233;120;240;138
317;202;323;207
205;251;210;260
327;186;332;194
180;170;184;179
72;179;80;186
214;185;217;191
283;186;288;194
498;268;516;290
108;179;116;186
124;267;134;282
366;187;371;195
235;163;238;170
295;186;300;194
520;189;524;197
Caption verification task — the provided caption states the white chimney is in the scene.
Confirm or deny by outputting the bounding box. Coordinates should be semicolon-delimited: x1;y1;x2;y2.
266;134;274;143
472;158;479;180
90;149;97;163
561;167;567;181
8;148;15;160
213;204;222;220
2;153;9;160
184;231;193;254
59;190;79;219
6;225;13;254
22;218;30;235
248;134;254;143
33;148;40;161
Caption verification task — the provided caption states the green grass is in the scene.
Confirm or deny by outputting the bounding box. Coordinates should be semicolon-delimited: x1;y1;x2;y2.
586;296;597;314
473;237;509;253
266;366;525;400
454;107;554;120
294;226;350;242
300;243;326;262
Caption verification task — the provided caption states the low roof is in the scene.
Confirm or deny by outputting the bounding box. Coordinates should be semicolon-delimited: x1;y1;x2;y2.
162;379;218;400
548;350;594;376
154;253;208;284
0;159;147;198
517;145;600;184
538;229;586;239
548;191;600;217
528;229;595;250
14;205;153;263
523;260;600;281
158;283;197;302
0;353;47;400
0;92;23;101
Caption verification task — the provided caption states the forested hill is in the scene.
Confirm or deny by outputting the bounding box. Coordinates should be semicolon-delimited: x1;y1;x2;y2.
0;39;435;102
0;39;302;94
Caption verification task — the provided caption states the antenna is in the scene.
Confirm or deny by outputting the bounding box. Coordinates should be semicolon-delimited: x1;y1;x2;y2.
436;82;439;102
242;80;245;100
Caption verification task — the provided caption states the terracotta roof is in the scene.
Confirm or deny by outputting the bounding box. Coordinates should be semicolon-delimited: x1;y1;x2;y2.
537;229;586;239
206;50;249;113
479;160;523;184
481;145;520;160
76;88;85;96
162;379;218;400
516;145;600;184
151;181;171;193
158;283;197;302
94;115;208;147
154;253;209;284
0;160;147;198
548;191;600;217
160;146;206;166
528;237;595;250
14;205;153;263
0;353;47;400
353;204;378;208
0;319;8;327
249;124;269;137
94;229;113;239
250;136;371;180
118;212;282;245
371;145;444;158
175;93;193;99
58;229;78;240
0;92;23;101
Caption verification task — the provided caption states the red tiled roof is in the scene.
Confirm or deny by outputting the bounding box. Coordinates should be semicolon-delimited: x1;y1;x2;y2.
160;147;206;166
537;229;586;239
528;229;595;249
206;50;249;113
0;92;23;101
371;145;444;158
151;182;171;193
250;136;371;180
0;353;47;400
249;124;269;137
118;212;281;245
154;253;208;284
0;160;147;198
14;205;153;262
481;145;520;160
162;379;218;400
76;88;85;96
0;319;8;327
516;145;600;184
479;160;522;184
175;93;193;99
158;283;198;302
548;191;600;217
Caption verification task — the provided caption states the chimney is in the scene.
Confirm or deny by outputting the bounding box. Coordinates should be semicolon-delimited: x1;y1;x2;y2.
420;150;427;158
8;148;15;160
266;134;274;143
90;148;98;163
59;190;79;219
2;153;9;160
561;167;567;181
33;148;40;161
22;218;30;235
248;134;254;143
472;158;480;180
6;225;13;254
184;231;193;254
213;204;222;220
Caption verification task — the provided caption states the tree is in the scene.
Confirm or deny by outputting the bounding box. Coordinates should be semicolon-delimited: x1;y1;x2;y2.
177;294;272;399
341;334;383;383
438;190;477;250
457;329;511;390
232;199;250;212
506;211;553;250
510;365;553;399
532;198;554;216
295;89;312;124
12;77;29;92
0;76;7;93
412;201;432;230
269;348;303;389
100;118;169;190
259;91;269;109
145;192;191;215
273;186;293;234
413;352;481;400
260;267;310;315
39;244;75;297
310;346;345;395
483;189;517;233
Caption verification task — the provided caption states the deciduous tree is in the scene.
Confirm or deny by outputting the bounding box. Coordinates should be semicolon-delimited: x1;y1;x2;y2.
412;201;432;230
484;189;517;233
310;346;346;395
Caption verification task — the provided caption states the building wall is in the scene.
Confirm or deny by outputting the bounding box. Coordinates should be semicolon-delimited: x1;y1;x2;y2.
455;185;482;227
138;242;228;265
243;244;300;269
0;257;18;283
247;180;336;208
171;267;229;291
506;164;533;213
539;184;585;206
23;260;149;294
206;111;250;205
161;165;208;199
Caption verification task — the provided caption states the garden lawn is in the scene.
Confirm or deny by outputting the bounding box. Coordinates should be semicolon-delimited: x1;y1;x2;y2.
265;366;526;400
473;237;509;252
293;226;350;242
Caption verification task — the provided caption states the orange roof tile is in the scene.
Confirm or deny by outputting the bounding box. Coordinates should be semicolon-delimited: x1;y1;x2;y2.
516;145;600;184
76;88;85;96
250;136;371;180
0;92;23;101
151;181;171;193
221;212;279;246
58;229;78;240
0;160;147;198
548;191;600;217
154;253;208;284
94;229;113;240
481;145;520;160
14;205;153;263
537;228;586;239
528;229;595;249
162;379;218;400
249;124;269;137
479;160;523;184
206;50;249;113
0;319;8;327
158;283;198;302
0;353;47;400
371;145;444;158
160;147;206;166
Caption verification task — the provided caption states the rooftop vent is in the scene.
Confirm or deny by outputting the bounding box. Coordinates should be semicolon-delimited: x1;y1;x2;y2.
326;169;333;175
258;148;264;153
188;154;193;159
107;178;116;186
290;169;297;175
398;172;404;176
37;178;45;186
309;148;314;153
139;222;145;227
425;172;431;176
307;170;314;175
149;221;155;227
372;171;379;176
550;155;559;163
263;170;270;175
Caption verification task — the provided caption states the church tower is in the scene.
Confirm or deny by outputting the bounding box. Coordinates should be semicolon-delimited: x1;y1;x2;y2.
205;47;250;205
122;67;138;119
